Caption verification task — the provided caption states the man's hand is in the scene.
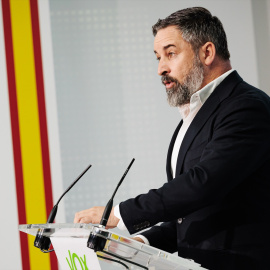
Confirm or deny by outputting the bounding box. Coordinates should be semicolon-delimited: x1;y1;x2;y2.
74;206;120;228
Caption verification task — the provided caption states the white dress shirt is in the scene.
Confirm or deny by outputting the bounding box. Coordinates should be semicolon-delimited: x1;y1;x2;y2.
114;69;234;244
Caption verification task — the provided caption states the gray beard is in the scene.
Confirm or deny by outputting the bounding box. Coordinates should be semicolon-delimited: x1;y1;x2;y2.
163;55;204;107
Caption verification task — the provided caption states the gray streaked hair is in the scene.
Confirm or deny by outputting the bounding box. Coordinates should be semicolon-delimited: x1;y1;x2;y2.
152;7;230;60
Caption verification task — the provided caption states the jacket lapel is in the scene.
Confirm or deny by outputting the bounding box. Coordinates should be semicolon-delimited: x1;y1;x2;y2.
166;120;183;180
174;71;243;176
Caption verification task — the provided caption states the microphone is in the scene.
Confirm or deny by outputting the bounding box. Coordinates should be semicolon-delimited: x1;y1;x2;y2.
87;158;135;252
34;164;92;252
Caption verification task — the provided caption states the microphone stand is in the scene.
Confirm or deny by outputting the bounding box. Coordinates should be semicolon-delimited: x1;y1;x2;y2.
87;158;134;252
34;164;92;252
86;159;148;269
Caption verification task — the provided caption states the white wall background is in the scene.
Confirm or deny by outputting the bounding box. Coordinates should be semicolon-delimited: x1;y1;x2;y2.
0;2;22;269
252;0;270;94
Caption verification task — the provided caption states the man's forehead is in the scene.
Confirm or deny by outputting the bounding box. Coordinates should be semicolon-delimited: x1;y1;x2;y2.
154;26;183;52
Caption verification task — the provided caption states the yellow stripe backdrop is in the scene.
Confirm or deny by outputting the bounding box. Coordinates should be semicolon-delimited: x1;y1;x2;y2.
9;0;50;268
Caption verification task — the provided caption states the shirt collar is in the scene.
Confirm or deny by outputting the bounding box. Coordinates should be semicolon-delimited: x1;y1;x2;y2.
179;69;235;120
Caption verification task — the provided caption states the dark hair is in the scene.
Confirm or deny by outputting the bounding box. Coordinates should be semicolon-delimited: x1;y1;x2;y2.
152;7;230;60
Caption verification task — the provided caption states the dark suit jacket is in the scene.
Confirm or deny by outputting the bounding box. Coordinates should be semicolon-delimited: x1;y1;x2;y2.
119;71;270;269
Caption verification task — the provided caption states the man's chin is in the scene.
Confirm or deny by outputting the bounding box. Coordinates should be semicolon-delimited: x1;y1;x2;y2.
165;87;175;95
167;91;191;107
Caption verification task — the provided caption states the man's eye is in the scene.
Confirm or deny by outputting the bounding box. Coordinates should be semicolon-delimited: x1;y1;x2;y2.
156;57;160;61
168;52;175;57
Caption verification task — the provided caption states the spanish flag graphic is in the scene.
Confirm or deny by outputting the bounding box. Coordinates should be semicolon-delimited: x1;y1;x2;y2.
1;0;61;269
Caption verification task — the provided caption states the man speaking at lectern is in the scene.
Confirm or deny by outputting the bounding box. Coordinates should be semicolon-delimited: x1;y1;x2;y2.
74;7;270;270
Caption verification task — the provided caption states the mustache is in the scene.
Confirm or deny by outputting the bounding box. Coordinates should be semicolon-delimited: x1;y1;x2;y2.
161;75;179;85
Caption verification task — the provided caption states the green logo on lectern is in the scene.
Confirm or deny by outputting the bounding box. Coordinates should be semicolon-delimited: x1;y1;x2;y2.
66;250;89;270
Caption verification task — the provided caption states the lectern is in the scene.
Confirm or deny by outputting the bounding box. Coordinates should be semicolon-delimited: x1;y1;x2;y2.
19;223;208;270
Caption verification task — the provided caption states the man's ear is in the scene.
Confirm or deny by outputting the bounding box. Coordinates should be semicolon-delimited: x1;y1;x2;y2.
200;42;216;66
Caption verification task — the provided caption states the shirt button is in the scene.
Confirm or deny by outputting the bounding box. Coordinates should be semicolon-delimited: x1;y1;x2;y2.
177;218;183;224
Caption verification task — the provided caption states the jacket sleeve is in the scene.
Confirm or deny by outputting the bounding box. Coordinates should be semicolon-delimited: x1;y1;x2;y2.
120;93;270;235
140;221;178;253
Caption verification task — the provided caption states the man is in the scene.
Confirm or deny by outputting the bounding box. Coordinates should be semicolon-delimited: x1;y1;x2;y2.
74;7;270;269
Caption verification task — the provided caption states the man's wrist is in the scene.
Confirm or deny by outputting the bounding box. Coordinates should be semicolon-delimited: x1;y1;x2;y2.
114;204;127;230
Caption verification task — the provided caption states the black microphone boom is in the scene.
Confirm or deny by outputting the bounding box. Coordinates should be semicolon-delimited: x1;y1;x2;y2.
99;158;135;227
47;164;92;223
34;164;92;252
87;158;135;252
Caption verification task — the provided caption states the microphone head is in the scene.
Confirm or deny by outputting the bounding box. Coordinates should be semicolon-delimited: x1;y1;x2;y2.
34;231;51;250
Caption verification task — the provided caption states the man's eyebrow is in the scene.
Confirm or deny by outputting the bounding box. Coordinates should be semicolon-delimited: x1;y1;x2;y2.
164;44;176;50
154;44;176;54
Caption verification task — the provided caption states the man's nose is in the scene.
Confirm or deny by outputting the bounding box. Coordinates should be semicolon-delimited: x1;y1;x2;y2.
158;59;170;76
